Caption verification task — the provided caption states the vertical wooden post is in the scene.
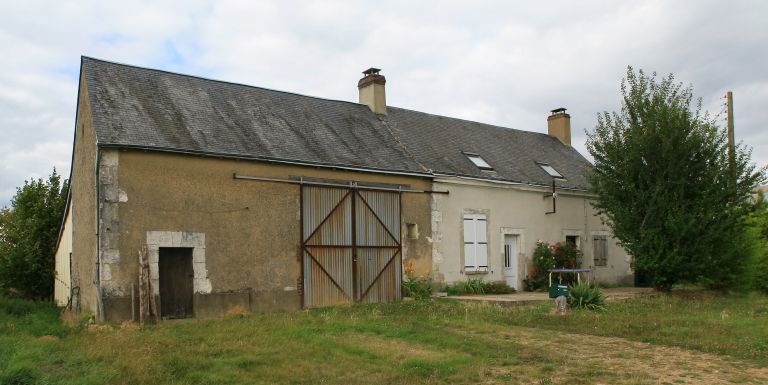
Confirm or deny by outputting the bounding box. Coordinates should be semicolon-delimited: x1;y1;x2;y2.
138;246;159;324
727;91;735;167
138;247;148;325
351;185;358;302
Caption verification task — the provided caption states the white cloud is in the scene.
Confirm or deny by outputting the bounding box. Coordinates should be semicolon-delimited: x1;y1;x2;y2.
0;0;767;206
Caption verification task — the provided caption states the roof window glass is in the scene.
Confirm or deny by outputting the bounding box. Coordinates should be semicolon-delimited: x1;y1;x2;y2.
538;163;563;178
465;153;493;170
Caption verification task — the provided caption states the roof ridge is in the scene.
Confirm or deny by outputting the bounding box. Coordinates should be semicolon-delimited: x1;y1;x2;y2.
386;105;553;138
81;56;371;110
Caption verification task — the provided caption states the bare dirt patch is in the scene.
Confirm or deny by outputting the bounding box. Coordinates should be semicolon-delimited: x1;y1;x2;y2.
328;332;451;361
500;327;768;384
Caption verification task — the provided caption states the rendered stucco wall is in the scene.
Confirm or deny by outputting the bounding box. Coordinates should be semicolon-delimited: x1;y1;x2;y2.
70;75;98;314
98;150;432;321
54;204;73;306
431;178;632;288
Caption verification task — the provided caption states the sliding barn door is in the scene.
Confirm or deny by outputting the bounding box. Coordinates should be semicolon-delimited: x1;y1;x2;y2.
301;185;402;308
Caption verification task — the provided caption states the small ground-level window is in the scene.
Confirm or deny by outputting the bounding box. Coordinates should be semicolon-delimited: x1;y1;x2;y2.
463;214;489;272
565;235;579;248
593;235;608;267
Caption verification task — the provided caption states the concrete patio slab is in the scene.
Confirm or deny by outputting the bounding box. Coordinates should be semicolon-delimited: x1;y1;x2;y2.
441;287;655;307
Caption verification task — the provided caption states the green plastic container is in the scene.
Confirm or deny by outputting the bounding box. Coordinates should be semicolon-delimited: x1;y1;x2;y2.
548;284;569;298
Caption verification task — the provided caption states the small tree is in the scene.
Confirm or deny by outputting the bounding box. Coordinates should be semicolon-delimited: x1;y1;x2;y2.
586;67;765;290
0;169;69;299
745;191;768;293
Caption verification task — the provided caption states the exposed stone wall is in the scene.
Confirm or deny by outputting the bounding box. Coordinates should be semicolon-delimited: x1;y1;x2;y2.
146;231;210;295
98;149;124;296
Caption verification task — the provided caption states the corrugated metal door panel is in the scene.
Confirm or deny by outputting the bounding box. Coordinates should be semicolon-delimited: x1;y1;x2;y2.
355;190;401;303
357;248;401;304
301;185;401;309
304;247;353;307
355;193;398;246
357;190;400;240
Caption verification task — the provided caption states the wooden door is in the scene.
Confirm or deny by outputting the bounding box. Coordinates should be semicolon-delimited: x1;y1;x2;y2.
159;247;194;319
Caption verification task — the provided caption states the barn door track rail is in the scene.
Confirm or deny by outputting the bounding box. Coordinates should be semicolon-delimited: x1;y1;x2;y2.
233;173;449;194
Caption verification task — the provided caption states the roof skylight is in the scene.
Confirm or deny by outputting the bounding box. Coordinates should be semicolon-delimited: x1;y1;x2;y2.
537;163;563;178
464;153;493;170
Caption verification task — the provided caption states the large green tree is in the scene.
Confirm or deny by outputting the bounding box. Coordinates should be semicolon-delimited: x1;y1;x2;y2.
0;169;68;299
586;67;765;290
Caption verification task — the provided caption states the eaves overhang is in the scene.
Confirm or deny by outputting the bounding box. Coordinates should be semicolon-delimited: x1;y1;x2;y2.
95;143;434;179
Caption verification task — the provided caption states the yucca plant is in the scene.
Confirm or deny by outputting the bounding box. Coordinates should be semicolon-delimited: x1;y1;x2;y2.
567;283;606;311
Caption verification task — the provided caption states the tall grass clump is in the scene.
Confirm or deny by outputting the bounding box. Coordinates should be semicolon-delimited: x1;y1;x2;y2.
445;279;485;295
0;296;68;337
444;280;516;295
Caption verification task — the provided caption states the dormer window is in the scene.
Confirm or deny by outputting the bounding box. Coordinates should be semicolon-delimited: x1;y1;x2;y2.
465;153;493;170
537;162;563;179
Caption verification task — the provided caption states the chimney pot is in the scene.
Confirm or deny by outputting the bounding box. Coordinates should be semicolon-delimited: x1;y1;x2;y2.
547;107;571;146
358;67;387;115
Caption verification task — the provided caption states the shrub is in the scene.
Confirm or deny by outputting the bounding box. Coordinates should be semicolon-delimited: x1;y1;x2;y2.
443;279;515;295
444;279;485;295
744;191;768;293
523;277;538;292
401;260;432;300
567;283;606;311
482;281;516;294
525;241;583;291
554;243;583;269
402;276;432;300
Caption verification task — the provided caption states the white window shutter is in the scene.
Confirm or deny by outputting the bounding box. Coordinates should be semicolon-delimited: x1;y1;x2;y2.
463;217;476;271
476;217;488;269
464;243;476;271
476;217;487;243
463;214;488;272
463;217;475;243
476;243;488;269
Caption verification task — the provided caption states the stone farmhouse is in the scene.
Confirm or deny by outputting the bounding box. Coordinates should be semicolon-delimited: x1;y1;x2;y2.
54;57;630;321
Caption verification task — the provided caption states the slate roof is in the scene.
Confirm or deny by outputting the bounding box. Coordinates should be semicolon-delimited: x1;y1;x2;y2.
81;57;591;190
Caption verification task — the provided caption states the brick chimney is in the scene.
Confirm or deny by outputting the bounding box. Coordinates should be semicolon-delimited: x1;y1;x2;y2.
358;68;387;115
547;108;571;146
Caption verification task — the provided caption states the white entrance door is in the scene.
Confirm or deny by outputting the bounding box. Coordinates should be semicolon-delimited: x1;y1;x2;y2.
503;234;518;289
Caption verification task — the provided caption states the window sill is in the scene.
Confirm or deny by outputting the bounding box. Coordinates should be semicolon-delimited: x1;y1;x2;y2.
464;270;489;275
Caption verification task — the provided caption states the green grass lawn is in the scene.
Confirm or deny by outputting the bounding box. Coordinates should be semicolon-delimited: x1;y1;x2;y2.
1;291;766;385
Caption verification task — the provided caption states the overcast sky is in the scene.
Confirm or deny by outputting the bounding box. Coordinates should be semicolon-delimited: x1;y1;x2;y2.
1;0;766;207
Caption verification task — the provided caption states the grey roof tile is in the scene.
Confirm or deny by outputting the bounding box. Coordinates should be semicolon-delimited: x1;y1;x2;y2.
82;57;591;190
